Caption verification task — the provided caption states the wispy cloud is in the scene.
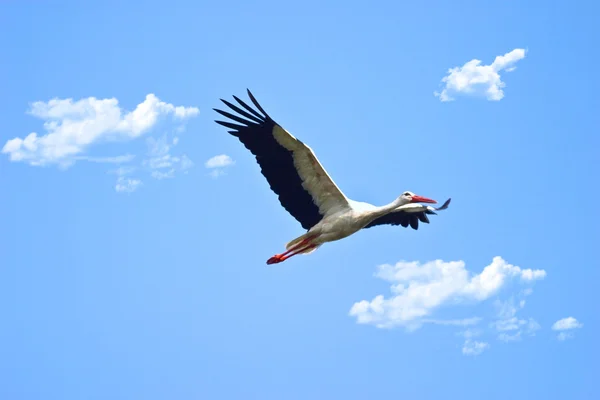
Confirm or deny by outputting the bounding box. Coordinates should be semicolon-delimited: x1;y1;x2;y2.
205;154;234;178
552;317;583;341
109;166;142;193
434;48;526;102
349;256;546;330
490;291;541;343
462;339;490;356
421;318;481;327
115;176;142;193
456;328;491;356
142;135;193;181
2;94;199;167
75;154;136;164
457;328;483;339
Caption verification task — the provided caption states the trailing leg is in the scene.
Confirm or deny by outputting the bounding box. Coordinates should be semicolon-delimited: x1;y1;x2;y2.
266;234;319;265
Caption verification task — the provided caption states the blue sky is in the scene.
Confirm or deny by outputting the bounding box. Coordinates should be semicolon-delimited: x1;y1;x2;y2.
1;0;598;398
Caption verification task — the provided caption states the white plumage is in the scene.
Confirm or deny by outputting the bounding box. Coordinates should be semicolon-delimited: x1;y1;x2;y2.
214;90;451;264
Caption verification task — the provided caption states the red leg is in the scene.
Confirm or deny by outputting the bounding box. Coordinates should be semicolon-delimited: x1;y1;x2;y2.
266;238;317;265
279;244;316;262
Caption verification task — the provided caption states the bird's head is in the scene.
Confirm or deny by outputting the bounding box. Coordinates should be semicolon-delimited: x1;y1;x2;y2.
399;191;437;205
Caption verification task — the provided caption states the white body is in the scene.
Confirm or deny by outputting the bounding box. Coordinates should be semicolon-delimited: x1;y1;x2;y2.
286;198;414;252
271;124;418;251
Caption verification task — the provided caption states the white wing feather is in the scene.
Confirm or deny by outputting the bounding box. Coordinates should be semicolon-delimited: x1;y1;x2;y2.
272;125;350;216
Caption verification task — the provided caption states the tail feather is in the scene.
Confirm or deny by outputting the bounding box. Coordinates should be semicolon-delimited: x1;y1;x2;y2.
284;232;321;255
292;244;320;255
285;232;313;250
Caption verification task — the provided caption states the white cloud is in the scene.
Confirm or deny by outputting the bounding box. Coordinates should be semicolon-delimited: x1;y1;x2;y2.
552;317;583;331
109;166;142;193
205;154;234;178
494;318;540;342
422;318;481;327
434;48;526;102
115;176;142;193
552;317;582;340
109;166;135;176
557;332;574;341
142;135;194;180
497;332;522;342
458;328;482;339
490;293;541;343
348;256;545;329
2;94;199;166
75;154;135;164
208;169;224;178
205;154;234;168
521;288;533;296
462;339;489;356
493;317;526;332
151;169;175;180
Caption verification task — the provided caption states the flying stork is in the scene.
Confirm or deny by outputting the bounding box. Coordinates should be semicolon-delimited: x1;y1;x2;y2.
214;90;451;265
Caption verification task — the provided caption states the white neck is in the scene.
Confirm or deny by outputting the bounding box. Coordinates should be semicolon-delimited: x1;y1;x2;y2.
362;197;410;224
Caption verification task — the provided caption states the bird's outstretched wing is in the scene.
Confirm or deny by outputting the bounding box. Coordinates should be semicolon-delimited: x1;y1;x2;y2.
363;198;452;230
214;89;350;230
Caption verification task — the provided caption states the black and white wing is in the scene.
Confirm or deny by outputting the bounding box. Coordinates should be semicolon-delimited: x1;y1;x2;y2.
363;198;452;230
214;89;350;230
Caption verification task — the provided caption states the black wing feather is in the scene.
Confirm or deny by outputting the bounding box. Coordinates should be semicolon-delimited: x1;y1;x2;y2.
219;99;264;124
214;89;323;230
363;198;451;231
418;213;429;223
233;95;265;120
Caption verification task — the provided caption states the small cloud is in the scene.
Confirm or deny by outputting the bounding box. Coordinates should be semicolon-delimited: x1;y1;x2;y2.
462;339;489;356
434;48;526;102
492;317;526;332
109;166;137;176
110;165;141;193
75;154;136;164
527;318;541;334
349;256;545;329
142;135;194;180
552;317;582;340
552;317;583;331
205;154;234;168
495;319;540;343
422;318;481;327
521;288;533;296
490;296;541;343
497;332;521;342
180;155;193;170
151;169;175;180
557;332;574;341
115;176;142;193
2;94;199;167
205;154;234;178
457;328;483;341
209;169;225;178
147;135;172;158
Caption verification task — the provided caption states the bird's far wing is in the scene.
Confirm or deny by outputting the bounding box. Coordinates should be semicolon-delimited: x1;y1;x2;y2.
214;89;350;230
363;198;452;231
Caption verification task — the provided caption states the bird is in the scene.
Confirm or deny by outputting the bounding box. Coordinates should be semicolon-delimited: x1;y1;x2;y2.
213;89;451;265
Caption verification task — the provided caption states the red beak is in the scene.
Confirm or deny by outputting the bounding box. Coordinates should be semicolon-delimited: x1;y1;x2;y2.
411;195;437;204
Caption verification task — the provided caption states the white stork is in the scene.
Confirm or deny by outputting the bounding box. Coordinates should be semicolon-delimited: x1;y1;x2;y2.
214;90;451;265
